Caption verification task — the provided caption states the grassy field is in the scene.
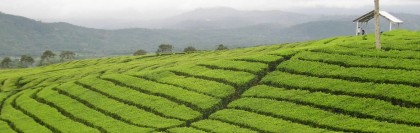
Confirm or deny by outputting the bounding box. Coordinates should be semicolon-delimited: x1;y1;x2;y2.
0;30;419;132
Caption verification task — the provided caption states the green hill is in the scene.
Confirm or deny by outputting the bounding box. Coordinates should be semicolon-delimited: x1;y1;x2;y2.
1;11;420;58
0;30;419;132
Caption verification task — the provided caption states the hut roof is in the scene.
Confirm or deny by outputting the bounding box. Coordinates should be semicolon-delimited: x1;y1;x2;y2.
353;10;403;23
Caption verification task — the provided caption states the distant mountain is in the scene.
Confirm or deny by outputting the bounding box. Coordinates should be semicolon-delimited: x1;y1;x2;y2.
144;7;321;30
137;7;360;30
0;10;419;58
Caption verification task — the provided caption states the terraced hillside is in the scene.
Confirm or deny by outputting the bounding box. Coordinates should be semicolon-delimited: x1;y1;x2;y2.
0;30;419;133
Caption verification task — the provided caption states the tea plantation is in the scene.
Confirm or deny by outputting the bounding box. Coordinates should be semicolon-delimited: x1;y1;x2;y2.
0;30;419;132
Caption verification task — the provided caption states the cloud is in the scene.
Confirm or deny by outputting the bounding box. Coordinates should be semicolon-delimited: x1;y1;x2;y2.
0;0;418;27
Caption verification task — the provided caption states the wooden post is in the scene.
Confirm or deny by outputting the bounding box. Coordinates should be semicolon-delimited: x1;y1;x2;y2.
374;0;381;49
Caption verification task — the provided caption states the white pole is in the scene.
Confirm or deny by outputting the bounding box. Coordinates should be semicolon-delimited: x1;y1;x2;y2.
390;22;392;31
356;21;359;35
374;0;381;49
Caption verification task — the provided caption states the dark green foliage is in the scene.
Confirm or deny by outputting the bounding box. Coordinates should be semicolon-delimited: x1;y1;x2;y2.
156;44;173;55
133;49;147;56
19;55;34;67
216;44;228;50
183;46;197;53
40;50;56;65
59;51;76;62
362;35;367;40
1;57;12;68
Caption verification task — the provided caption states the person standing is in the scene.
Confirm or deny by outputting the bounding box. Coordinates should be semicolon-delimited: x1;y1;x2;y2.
361;28;366;35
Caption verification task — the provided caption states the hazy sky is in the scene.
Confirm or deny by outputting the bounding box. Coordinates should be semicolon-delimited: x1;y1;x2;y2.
1;0;419;28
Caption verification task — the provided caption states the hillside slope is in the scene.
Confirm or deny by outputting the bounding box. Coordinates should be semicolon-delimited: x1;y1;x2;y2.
0;30;419;132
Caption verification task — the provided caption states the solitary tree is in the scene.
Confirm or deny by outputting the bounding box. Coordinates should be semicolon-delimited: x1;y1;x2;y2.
374;0;381;49
1;57;12;68
156;44;173;55
216;44;228;50
59;51;76;62
40;50;56;65
133;49;147;56
183;46;197;53
20;55;35;67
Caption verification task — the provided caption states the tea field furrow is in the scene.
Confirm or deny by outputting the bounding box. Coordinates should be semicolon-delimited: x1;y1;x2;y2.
0;118;18;133
0;79;4;91
383;42;420;51
0;92;12;109
57;82;184;129
191;119;257;133
167;127;207;133
53;87;156;129
35;76;65;88
28;89;103;132
19;78;50;90
338;39;420;51
14;89;99;133
0;92;22;133
293;51;420;71
32;89;108;133
310;46;420;59
197;64;258;75
233;59;268;64
141;71;235;98
1;78;20;92
229;98;420;133
233;54;283;64
278;59;420;87
77;77;200;121
119;64;156;73
197;60;268;74
37;86;154;133
12;93;59;133
0;92;51;133
135;76;218;99
170;70;237;88
100;76;204;114
208;117;269;133
242;85;420;127
171;65;256;87
229;106;355;132
262;71;420;108
101;74;221;112
184;52;287;128
209;109;330;133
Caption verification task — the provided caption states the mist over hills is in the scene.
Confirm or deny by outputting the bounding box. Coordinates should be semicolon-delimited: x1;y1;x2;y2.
137;7;321;30
0;7;419;58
